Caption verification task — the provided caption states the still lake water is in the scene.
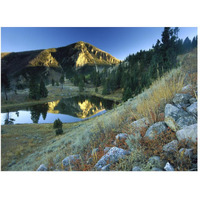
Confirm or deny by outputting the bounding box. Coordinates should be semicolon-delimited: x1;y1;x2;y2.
1;95;117;125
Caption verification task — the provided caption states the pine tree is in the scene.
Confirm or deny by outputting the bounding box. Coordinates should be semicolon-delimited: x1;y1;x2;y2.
1;71;10;101
39;79;48;98
52;79;55;86
60;74;65;89
29;77;40;100
122;87;132;101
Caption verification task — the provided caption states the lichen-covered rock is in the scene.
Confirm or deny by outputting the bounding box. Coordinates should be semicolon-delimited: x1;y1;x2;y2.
164;162;174;171
172;93;192;106
144;122;167;140
186;102;197;115
164;104;196;131
163;140;178;153
132;166;141;171
62;155;81;170
94;147;130;170
147;156;166;169
131;117;150;138
176;124;197;143
37;164;48;171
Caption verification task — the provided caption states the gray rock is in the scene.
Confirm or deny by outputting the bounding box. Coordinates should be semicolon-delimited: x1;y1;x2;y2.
165;104;196;131
115;133;128;141
94;147;130;170
189;98;197;104
104;147;111;154
164;162;174;171
179;148;193;158
144;122;167;140
151;167;163;171
132;166;141;171
163;140;178;153
101;164;111;171
148;156;166;169
176;124;197;143
62;155;81;170
176;115;197;129
37;164;47;171
181;85;192;93
173;93;192;105
131;117;150;139
186;102;197;115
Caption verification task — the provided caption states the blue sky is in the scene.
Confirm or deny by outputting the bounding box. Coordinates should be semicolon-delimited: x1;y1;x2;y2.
1;27;197;60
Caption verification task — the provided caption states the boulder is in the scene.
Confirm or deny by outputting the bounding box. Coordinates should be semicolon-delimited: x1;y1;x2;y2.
94;147;130;170
189;98;197;104
164;162;174;171
179;148;193;158
163;140;178;153
181;85;192;93
131;117;150;138
172;93;192;106
115;133;128;141
101;164;111;171
144;122;167;140
186;102;197;115
147;156;166;169
62;155;81;170
37;164;48;171
104;147;111;154
132;166;141;171
164;104;196;131
176;124;197;143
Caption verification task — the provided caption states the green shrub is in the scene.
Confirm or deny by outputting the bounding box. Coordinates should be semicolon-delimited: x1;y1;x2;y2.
53;118;63;129
55;128;63;135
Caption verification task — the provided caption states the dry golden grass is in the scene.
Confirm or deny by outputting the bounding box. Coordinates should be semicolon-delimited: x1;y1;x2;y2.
134;67;185;123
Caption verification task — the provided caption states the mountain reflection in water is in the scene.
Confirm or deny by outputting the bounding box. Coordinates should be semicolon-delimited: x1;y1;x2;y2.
1;95;117;125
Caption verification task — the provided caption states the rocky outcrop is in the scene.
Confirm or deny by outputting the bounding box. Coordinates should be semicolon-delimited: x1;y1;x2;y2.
164;104;196;131
186;102;197;115
94;147;130;171
176;124;197;143
144;122;167;140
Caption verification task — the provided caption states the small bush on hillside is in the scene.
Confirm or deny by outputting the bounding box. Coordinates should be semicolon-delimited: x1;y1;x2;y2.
53;118;62;129
55;128;63;136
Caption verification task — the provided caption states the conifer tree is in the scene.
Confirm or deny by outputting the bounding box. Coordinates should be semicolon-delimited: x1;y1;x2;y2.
39;79;48;98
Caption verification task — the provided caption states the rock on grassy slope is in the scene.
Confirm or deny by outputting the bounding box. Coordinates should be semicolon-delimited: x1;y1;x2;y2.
5;49;197;171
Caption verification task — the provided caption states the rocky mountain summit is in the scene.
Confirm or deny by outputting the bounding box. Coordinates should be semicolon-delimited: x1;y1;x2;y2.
37;84;197;171
1;41;120;76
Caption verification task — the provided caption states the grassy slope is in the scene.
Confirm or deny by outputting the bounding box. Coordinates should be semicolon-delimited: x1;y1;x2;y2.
1;49;197;171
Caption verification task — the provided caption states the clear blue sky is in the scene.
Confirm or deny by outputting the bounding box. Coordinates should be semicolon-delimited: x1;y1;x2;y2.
1;27;197;60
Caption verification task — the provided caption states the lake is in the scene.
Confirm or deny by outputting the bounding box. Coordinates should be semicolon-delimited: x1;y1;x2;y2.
1;95;117;125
